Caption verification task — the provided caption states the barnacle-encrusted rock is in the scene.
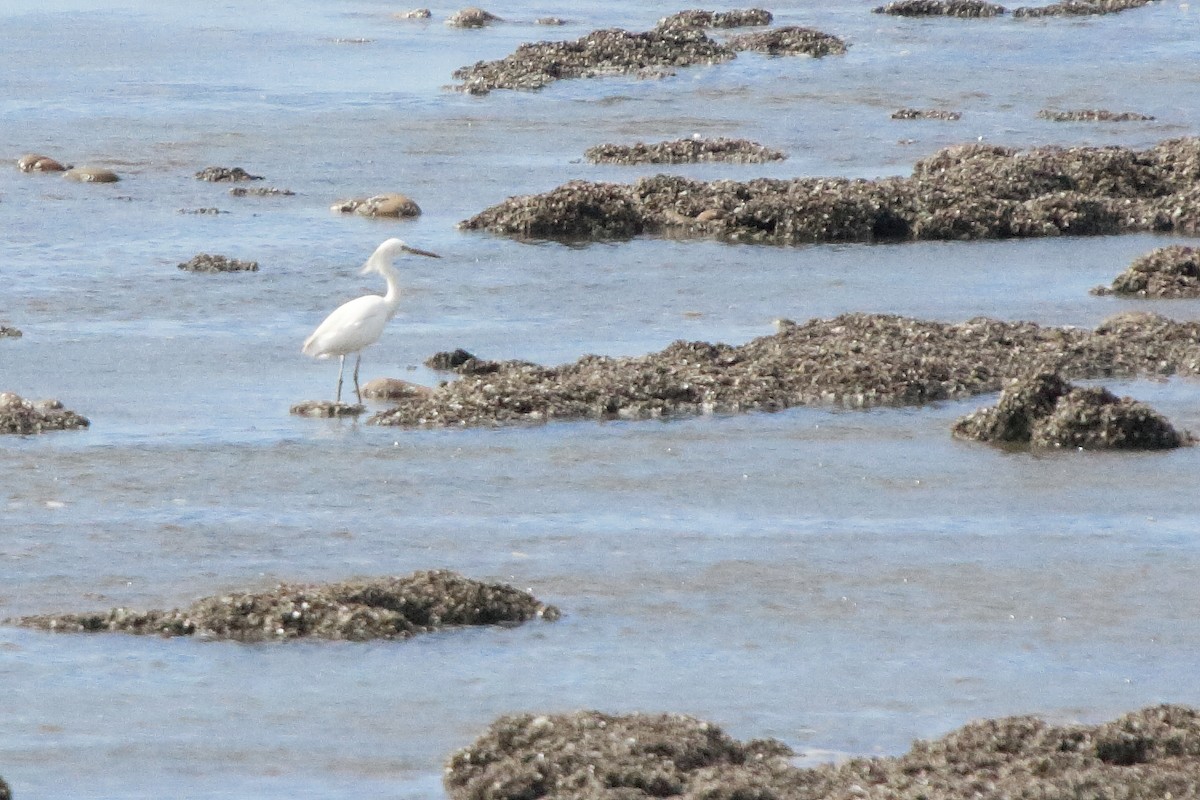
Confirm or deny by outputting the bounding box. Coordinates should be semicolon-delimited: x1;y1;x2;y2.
177;253;259;273
656;8;774;29
1094;245;1200;298
0;775;8;800
1014;0;1152;15
229;186;295;197
451;26;736;94
0;392;89;434
425;348;505;375
585;137;786;165
64;166;119;183
14;570;559;642
892;108;963;120
873;0;1007;15
446;7;502;27
463;137;1200;244
725;26;848;56
0;326;21;338
370;312;1200;428
953;372;1188;449
1039;109;1155;122
395;8;432;19
332;193;421;218
195;166;263;182
446;705;1200;800
17;153;68;172
289;400;365;417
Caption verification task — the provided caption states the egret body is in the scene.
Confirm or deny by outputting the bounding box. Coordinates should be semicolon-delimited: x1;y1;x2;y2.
303;238;441;403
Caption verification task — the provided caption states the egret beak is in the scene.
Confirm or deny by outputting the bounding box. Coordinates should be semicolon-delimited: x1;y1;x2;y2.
402;245;442;259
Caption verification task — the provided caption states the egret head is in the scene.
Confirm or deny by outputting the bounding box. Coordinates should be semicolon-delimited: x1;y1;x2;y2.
362;238;441;274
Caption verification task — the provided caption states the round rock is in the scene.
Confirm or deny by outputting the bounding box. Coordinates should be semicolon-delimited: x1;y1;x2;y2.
17;153;68;172
64;166;119;183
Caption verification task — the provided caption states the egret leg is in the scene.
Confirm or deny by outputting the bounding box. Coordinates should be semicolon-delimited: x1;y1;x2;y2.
335;355;346;404
352;353;363;404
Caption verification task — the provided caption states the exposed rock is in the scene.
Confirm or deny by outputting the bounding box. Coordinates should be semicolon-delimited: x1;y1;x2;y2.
13;570;560;642
178;207;227;215
229;186;295;197
177;253;259;273
369;312;1200;428
289;400;366;417
536;16;568;25
332;193;422;218
194;166;263;182
873;0;1008;14
461;137;1200;244
725;26;848;56
0;325;21;338
656;8;774;29
446;7;502;27
17;153;68;172
1014;0;1152;15
395;8;432;19
1093;245;1200;298
451;25;736;94
360;377;434;401
892;108;963;120
0;392;89;435
64;166;119;183
0;775;8;800
1039;109;1156;122
585;137;786;165
953;372;1188;449
425;348;505;375
446;705;1200;800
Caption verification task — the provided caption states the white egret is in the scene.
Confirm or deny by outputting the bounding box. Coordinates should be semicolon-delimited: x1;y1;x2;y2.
303;238;441;404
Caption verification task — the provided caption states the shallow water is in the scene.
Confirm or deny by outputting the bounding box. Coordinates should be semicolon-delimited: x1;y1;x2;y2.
3;0;1200;797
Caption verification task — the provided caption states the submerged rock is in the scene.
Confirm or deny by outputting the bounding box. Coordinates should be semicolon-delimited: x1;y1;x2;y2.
585;137;786;165
0;325;21;338
873;0;1008;14
14;570;559;642
1014;0;1152;15
229;186;295;197
64;166;119;183
892;108;963;120
656;8;774;28
452;25;736;94
461;137;1200;244
369;313;1200;428
177;253;259;273
195;166;263;182
446;705;1200;800
1094;245;1200;298
289;400;366;417
395;8;432;19
331;193;422;218
1040;109;1155;122
953;372;1188;449
17;152;68;172
446;7;502;27
725;26;848;56
0;393;89;435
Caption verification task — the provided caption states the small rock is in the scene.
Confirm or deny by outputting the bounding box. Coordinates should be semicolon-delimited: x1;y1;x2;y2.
0;325;22;338
361;377;434;400
0;392;89;434
332;193;422;218
725;26;848;57
177;254;259;273
17;153;68;172
1093;245;1200;298
423;349;502;374
395;8;432;19
892;108;963;120
1039;109;1155;122
873;0;1007;15
535;16;568;25
289;400;366;417
194;166;263;182
178;207;227;215
585;137;786;165
656;9;774;29
64;166;119;183
229;186;295;197
446;7;502;27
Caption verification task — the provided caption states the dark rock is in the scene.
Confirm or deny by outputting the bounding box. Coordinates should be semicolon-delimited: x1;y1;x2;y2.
289;400;365;417
369;313;1200;428
177;253;259;273
585;137;786;165
953;373;1189;449
17;153;68;172
892;108;963;120
446;7;502;27
0;325;21;338
0;775;8;800
426;348;479;370
194;166;263;182
0;392;89;435
451;26;736;94
1094;245;1200;298
725;26;848;57
1014;0;1152;15
1040;109;1156;122
13;570;560;642
462;137;1200;244
446;705;1200;800
656;9;774;29
873;0;1008;14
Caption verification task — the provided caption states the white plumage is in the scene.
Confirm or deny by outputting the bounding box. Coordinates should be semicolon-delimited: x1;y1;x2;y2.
303;238;441;404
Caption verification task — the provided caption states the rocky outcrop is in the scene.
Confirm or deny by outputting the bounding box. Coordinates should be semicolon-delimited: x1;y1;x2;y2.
1093;245;1200;298
585;137;786;165
177;254;259;273
0;393;89;434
